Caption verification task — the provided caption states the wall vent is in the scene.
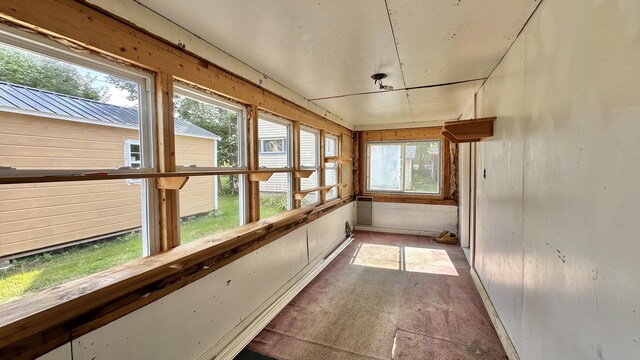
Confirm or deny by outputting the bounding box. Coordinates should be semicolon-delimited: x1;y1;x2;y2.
356;196;373;226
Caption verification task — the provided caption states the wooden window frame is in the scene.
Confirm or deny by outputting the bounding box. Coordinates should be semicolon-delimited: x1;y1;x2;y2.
324;133;339;201
257;112;295;213
359;127;456;205
0;3;355;358
299;125;321;206
365;139;442;195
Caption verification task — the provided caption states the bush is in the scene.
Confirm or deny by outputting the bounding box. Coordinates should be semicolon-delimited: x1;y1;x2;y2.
260;193;288;210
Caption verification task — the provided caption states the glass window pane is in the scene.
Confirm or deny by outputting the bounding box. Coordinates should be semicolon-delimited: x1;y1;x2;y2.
368;144;402;191
258;118;290;168
324;134;338;200
260;173;291;218
405;141;441;194
179;175;242;245
173;92;240;168
0;44;144;172
300;170;320;205
0;180;144;304
300;128;318;168
325;168;338;200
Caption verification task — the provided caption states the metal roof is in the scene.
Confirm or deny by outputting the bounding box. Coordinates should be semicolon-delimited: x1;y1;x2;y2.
0;81;220;140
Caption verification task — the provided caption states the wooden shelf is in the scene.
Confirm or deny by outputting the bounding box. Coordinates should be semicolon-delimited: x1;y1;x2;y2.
0;169;292;185
156;176;189;190
325;156;352;165
441;117;495;143
293;170;314;178
248;172;273;182
294;183;346;200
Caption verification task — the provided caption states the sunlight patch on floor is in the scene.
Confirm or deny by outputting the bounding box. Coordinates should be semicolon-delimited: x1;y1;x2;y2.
350;243;458;276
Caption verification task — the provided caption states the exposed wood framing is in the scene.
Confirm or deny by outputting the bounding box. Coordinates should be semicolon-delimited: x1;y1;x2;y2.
319;130;326;204
0;2;357;358
292;122;301;208
247;104;260;222
294;184;345;201
325;156;352;164
0;169;292;185
156;72;179;251
0;0;350;137
337;134;343;198
0;199;352;359
352;132;361;196
357;127;456;205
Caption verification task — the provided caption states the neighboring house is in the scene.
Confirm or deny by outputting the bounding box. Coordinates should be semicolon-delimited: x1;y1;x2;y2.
0;82;220;258
257;120;321;198
258;119;290;195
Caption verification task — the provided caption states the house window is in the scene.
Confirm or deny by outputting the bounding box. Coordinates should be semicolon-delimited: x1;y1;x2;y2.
366;140;441;194
260;138;286;154
324;134;338;200
0;31;155;305
173;84;247;244
125;140;141;168
300;126;320;205
124;140;142;184
258;115;292;217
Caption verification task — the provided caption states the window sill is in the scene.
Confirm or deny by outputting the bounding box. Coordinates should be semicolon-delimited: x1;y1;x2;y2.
0;197;352;359
361;192;456;206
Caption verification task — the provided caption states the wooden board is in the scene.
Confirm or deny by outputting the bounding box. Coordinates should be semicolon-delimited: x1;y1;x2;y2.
0;0;350;137
441;117;495;143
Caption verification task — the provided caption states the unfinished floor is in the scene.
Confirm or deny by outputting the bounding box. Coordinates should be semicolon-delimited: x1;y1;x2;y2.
245;231;506;360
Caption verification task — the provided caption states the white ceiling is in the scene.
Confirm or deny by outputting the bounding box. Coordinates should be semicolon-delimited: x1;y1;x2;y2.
135;0;539;129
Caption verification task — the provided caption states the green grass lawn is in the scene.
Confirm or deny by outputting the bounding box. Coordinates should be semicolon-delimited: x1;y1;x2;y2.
0;195;285;304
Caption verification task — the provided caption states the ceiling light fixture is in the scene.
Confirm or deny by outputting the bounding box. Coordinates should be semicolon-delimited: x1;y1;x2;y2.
371;73;394;91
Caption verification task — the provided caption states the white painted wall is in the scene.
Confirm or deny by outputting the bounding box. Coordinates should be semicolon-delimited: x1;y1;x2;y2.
37;203;355;360
356;201;458;236
471;0;640;359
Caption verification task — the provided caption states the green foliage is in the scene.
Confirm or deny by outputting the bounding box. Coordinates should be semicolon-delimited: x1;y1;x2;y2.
260;194;289;211
106;75;139;102
0;44;108;101
174;95;241;194
173;95;238;167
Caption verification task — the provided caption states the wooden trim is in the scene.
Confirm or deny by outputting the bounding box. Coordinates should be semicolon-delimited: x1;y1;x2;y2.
325;156;352;164
156;72;179;251
248;172;273;182
357;126;455;204
156;176;189;190
247;104;260;222
441;117;495;143
294;184;345;201
0;0;350;137
361;127;442;142
0;198;353;359
362;193;457;206
292;122;301;208
319;130;326;204
293;170;313;178
337;134;343;198
0;169;293;185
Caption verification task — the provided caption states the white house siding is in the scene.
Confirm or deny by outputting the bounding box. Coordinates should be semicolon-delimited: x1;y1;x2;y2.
258;118;289;194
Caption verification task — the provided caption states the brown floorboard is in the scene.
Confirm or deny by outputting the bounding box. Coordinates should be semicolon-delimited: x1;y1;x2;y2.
246;230;507;360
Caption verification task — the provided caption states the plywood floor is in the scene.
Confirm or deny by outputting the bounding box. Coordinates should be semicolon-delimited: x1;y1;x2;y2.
245;231;507;360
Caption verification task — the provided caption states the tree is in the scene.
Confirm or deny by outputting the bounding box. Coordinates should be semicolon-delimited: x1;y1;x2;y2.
174;95;240;194
0;44;108;101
